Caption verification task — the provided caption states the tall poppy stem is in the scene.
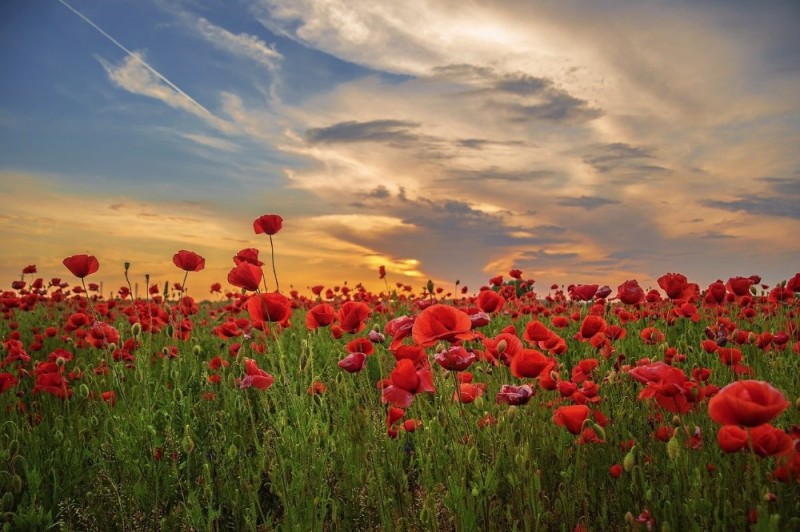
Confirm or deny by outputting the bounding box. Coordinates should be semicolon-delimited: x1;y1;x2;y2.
269;235;280;293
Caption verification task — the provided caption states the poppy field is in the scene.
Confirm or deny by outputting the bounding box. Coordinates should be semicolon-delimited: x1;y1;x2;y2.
1;214;799;531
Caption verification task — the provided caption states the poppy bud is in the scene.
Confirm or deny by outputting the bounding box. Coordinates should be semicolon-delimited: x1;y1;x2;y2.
796;397;800;410
623;447;636;471
471;486;480;497
592;422;606;441
56;357;66;367
124;262;131;272
79;384;90;399
193;345;202;356
131;322;142;337
181;426;194;453
667;434;681;461
54;430;63;443
672;415;681;427
1;492;13;511
467;447;479;462
763;492;777;502
11;455;25;474
496;339;508;354
427;279;434;294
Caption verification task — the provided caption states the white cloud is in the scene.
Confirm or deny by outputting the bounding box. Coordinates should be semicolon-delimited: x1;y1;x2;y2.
195;17;282;70
99;51;240;135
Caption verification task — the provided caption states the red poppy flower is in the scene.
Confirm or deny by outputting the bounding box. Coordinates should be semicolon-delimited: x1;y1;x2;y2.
708;380;789;427
253;214;283;235
233;248;264;267
609;464;623;478
523;320;552;343
495;384;534;405
0;373;19;393
657;273;698;302
240;358;274;390
552;404;591;435
476;290;504;313
578;315;606;341
381;359;436;408
748;424;793;457
716;425;748;453
454;382;485;403
338;352;367;373
434;346;476;371
510;349;552;379
63;254;99;278
306;303;336;330
616;280;644;305
337;301;372;334
346;338;374;356
569;284;598;301
172;250;205;272
246;292;292;327
228;262;264;292
723;276;752;297
412;304;475;347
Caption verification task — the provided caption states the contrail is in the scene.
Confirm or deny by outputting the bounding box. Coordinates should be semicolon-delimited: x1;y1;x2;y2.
56;0;213;117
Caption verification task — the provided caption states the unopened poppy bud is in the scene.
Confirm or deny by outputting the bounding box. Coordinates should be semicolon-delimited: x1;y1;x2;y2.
496;339;508;354
131;322;142;337
623;448;636;471
79;384;90;399
124;262;131;272
592;422;606;441
795;397;800;410
1;492;13;511
763;492;777;502
467;447;478;462
56;357;67;367
624;512;636;526
54;430;63;443
667;434;680;461
435;342;446;354
181;426;194;453
426;279;434;294
192;345;202;356
672;415;681;427
10;455;25;473
471;486;480;497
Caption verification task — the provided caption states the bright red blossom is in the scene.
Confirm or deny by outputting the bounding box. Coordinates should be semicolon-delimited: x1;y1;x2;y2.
63;254;100;279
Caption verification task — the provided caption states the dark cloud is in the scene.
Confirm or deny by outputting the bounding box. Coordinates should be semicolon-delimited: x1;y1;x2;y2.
305;119;420;145
493;75;550;95
495;92;602;123
583;142;654;173
703;197;800;219
757;176;800;197
695;231;735;240
456;138;526;150
442;167;557;183
558;195;620;210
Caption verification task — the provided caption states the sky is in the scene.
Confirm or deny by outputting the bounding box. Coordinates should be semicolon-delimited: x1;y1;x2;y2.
1;0;799;298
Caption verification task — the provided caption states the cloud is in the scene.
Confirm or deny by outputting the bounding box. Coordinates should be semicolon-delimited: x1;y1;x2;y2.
558;196;620;210
703;197;800;219
195;17;282;70
99;52;239;134
178;133;242;152
306;119;420;145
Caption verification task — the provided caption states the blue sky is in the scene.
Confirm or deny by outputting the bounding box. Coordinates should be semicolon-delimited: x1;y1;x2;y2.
1;0;799;296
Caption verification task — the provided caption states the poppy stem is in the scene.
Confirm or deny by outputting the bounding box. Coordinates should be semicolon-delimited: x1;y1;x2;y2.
269;234;280;293
181;270;189;296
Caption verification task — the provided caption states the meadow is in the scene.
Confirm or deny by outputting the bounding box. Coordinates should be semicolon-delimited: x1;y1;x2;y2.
1;216;798;531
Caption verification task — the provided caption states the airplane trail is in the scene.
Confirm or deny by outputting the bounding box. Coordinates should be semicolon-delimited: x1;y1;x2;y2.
56;0;214;118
